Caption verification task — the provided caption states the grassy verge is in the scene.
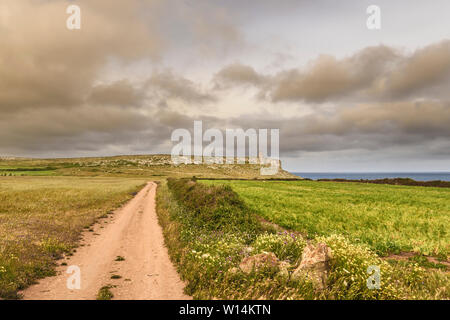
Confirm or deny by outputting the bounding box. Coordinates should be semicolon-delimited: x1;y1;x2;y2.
156;178;449;299
0;176;146;299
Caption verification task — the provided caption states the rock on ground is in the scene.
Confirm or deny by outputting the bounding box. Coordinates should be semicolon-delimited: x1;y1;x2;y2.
291;243;332;289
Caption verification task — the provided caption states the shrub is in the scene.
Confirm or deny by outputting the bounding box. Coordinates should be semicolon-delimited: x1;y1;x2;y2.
97;286;114;300
167;178;261;234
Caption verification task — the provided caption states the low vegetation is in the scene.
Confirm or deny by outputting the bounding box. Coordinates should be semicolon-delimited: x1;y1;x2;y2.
317;177;450;188
157;178;449;299
97;285;114;300
0;176;146;299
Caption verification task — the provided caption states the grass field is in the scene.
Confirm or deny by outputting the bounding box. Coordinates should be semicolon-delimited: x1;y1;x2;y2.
204;180;450;258
0;176;146;299
159;178;449;299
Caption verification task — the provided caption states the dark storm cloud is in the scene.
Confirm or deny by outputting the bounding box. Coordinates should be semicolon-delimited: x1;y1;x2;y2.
0;0;162;155
0;0;217;156
88;80;146;107
0;0;164;111
383;41;450;99
210;100;450;156
271;45;398;102
215;41;450;103
0;0;449;170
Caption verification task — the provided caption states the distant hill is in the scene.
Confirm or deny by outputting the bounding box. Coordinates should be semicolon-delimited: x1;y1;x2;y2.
0;154;298;179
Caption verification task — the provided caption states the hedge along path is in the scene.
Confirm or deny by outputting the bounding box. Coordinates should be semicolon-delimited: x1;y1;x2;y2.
22;182;190;300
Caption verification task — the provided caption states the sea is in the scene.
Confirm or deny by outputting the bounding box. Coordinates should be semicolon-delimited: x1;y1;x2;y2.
292;172;450;182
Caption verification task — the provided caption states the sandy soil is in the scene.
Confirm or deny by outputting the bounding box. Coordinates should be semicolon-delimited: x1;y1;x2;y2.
22;182;190;300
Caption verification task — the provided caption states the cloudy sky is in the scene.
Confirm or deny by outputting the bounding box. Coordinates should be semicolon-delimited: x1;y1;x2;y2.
1;0;449;172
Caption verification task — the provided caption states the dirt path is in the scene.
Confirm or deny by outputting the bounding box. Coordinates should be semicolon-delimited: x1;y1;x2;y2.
22;182;191;300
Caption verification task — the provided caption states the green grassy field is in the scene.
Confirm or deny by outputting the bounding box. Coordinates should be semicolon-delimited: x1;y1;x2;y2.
0;176;146;299
159;178;449;300
204;180;450;258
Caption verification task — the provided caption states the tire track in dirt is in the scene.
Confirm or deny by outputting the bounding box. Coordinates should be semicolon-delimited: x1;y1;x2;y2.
22;182;190;300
